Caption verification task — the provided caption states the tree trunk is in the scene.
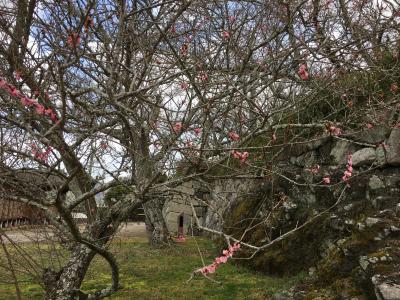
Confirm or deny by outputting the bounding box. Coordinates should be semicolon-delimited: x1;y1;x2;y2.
43;244;95;300
143;197;171;247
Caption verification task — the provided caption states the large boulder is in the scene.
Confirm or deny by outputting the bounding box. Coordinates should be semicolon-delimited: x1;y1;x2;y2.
347;126;389;144
372;274;400;300
352;147;377;166
330;140;355;164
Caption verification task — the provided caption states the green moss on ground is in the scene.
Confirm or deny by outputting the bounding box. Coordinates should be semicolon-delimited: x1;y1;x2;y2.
0;236;305;299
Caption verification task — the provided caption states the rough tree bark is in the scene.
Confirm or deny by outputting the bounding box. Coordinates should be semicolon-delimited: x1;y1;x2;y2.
42;196;142;299
43;244;95;300
143;197;171;247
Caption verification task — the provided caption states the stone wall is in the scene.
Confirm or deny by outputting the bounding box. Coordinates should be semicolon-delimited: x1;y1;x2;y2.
210;126;400;300
163;126;400;299
204;177;265;231
162;181;209;236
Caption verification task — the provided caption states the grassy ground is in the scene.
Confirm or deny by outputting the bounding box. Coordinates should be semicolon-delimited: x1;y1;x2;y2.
0;236;305;299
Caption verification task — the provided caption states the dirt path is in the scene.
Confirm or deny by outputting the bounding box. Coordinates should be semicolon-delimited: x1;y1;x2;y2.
115;222;147;238
0;222;147;243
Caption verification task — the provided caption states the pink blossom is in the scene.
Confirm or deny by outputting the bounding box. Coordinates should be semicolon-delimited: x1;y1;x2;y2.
194;127;202;136
328;125;342;136
200;264;216;274
50;111;58;123
20;97;35;106
10;87;20;97
298;64;309;80
241;151;249;163
366;123;373;129
232;150;241;159
173;122;182;133
342;153;353;182
391;83;398;93
333;127;342;135
228;16;236;22
272;133;277;142
344;170;352;177
233;242;241;250
0;77;58;123
214;257;222;264
231;150;250;163
67;33;81;48
347;154;353;165
44;108;53;116
200;242;241;275
0;78;6;88
180;82;188;90
308;164;320;174
32;145;52;162
207;264;217;274
176;234;186;242
219;256;228;263
200;73;208;82
35;103;45;115
228;131;240;141
322;177;330;184
222;31;230;39
214;256;228;265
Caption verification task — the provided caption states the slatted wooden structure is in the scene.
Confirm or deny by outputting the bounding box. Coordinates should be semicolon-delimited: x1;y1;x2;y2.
0;199;46;227
0;169;62;228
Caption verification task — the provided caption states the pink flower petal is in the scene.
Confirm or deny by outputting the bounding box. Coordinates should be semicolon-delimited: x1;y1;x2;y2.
222;31;230;39
173;122;182;133
322;177;330;184
219;256;228;263
35;103;45;115
228;131;240;141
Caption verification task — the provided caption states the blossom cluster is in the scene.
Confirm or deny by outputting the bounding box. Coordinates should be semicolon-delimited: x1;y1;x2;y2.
222;30;230;39
31;144;52;162
228;131;240;141
327;125;342;136
322;177;330;184
308;164;320;174
200;242;241;275
173;122;182;133
67;32;81;48
298;64;309;80
0;77;58;124
194;127;202;136
232;150;249;163
342;153;353;182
